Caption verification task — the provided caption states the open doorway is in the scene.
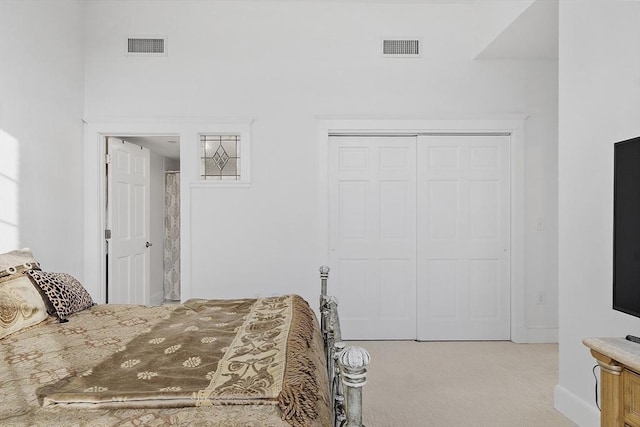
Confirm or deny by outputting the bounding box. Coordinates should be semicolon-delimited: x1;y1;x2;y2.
105;135;180;305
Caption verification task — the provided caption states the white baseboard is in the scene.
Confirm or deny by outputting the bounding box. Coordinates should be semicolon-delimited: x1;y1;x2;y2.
554;384;599;427
512;326;558;343
527;327;559;343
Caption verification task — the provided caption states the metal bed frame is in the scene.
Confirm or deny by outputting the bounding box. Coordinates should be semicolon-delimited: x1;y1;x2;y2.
319;266;370;427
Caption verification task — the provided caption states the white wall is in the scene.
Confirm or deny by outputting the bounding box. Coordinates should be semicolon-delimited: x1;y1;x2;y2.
523;60;560;338
555;1;640;426
82;0;559;333
0;1;84;277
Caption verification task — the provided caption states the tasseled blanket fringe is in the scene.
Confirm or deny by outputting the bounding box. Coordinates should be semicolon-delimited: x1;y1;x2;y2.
278;295;320;427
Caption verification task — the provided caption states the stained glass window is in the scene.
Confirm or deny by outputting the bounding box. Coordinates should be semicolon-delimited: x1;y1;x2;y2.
200;135;240;180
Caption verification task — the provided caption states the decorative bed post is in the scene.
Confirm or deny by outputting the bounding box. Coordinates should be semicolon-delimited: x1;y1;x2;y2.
319;265;330;343
319;266;370;427
339;346;370;427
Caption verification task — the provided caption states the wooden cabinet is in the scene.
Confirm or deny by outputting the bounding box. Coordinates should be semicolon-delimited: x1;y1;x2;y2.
625;369;640;426
584;338;640;427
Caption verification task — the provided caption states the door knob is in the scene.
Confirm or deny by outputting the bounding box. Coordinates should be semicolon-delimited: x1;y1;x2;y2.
146;242;153;248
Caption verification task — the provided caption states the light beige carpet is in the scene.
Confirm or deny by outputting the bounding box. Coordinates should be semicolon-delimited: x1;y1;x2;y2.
347;341;576;427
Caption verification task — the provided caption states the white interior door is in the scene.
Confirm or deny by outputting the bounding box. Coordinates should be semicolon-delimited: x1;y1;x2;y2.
329;136;417;339
107;137;151;305
416;135;510;340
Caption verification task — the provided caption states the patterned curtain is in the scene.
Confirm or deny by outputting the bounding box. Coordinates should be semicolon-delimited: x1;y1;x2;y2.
164;172;180;301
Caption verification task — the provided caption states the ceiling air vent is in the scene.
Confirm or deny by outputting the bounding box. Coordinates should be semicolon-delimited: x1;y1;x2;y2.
382;39;421;57
126;36;167;56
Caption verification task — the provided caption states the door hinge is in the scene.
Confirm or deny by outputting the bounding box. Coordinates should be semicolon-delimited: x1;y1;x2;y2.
105;153;112;164
105;229;111;239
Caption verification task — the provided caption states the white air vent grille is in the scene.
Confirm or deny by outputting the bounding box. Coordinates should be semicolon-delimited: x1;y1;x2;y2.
126;37;167;55
382;39;420;57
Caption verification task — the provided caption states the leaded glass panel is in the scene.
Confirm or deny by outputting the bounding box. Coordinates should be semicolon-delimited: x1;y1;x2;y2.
200;135;241;180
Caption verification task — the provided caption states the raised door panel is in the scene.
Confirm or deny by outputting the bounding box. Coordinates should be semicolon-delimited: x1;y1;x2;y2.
379;258;411;321
115;182;131;239
339;182;368;240
425;259;460;320
338;260;369;320
133;184;146;239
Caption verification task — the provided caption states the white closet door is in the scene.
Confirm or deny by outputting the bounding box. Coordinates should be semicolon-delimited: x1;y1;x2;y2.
416;135;510;340
329;136;417;339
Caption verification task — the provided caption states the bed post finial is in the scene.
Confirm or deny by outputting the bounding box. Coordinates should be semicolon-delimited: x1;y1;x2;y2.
319;265;330;297
339;346;370;427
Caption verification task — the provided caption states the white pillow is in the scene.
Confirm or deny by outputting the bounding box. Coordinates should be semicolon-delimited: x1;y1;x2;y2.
0;248;40;274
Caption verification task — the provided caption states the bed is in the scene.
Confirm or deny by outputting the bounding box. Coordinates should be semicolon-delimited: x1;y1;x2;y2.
0;249;369;427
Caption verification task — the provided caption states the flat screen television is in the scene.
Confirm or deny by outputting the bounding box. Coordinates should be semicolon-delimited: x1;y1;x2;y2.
613;136;640;334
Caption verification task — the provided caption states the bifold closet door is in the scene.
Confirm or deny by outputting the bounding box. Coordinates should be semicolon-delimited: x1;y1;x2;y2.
329;136;417;339
416;135;510;341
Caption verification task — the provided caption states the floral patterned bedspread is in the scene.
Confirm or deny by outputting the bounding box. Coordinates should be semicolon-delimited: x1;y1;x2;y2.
0;296;329;427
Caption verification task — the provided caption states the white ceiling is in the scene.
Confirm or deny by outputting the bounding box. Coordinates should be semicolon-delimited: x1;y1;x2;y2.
476;0;558;60
122;136;181;160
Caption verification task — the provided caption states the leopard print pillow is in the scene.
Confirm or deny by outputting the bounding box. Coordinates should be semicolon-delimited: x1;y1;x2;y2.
25;270;93;321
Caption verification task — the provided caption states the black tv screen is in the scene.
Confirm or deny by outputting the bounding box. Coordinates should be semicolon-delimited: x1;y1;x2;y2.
613;136;640;318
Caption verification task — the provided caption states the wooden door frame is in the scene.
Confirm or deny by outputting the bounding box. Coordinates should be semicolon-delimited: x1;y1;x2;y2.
317;116;529;343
